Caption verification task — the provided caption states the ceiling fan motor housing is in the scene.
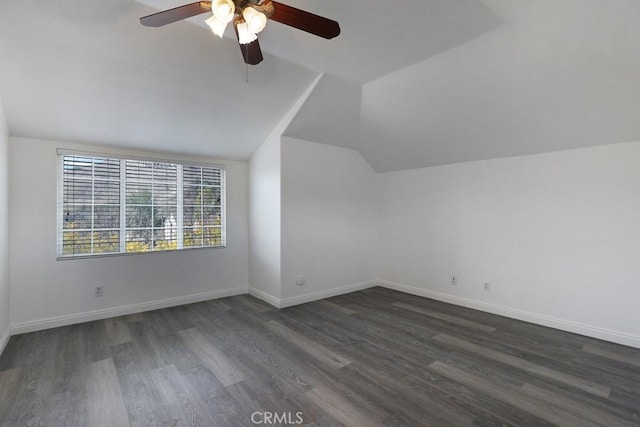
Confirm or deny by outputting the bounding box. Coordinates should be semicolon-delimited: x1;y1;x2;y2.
244;0;275;18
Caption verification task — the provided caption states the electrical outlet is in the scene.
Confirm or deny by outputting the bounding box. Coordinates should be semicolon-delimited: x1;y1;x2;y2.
295;276;306;286
450;275;457;286
94;286;104;297
483;282;490;292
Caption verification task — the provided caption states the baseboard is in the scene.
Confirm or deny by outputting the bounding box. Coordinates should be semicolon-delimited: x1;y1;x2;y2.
279;280;377;308
249;280;377;309
0;326;10;358
378;280;640;349
248;287;281;308
11;286;249;335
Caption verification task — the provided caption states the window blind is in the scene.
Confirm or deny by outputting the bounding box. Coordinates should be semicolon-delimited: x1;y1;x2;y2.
57;153;226;258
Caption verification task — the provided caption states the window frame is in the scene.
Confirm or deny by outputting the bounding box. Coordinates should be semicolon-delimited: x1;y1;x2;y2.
56;149;227;260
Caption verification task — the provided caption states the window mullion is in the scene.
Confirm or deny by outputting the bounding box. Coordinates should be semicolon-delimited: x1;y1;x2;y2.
120;159;126;253
90;160;95;254
151;167;155;250
177;164;184;249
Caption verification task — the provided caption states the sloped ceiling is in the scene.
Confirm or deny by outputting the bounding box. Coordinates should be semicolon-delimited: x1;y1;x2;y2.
2;1;640;171
0;0;316;160
358;0;640;171
136;0;501;83
285;0;640;172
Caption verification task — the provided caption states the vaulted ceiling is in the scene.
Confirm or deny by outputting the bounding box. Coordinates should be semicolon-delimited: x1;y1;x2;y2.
2;0;640;171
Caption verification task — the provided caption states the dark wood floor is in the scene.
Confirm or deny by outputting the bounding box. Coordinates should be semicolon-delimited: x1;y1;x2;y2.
1;287;639;426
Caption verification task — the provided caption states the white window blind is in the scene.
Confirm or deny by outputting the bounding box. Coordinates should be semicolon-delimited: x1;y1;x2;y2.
58;153;226;258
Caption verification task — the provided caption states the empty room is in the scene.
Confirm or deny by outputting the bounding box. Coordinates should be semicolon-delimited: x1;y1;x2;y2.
1;0;639;425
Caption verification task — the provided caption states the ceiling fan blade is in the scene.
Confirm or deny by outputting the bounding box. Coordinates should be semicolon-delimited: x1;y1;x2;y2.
140;1;212;27
270;2;340;39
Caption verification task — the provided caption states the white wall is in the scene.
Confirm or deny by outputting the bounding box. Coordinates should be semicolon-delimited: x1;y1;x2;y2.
249;134;282;301
379;141;640;347
9;137;249;332
248;75;322;304
0;99;9;352
280;137;378;305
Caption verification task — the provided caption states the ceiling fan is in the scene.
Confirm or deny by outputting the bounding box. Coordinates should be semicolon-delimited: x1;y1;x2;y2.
140;0;340;65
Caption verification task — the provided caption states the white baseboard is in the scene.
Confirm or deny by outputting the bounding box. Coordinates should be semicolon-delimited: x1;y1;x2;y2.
249;280;377;309
248;287;281;307
279;280;377;308
11;286;249;335
378;280;640;349
0;326;10;357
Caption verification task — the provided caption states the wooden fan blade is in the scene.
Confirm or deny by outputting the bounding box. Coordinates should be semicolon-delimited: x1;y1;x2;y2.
140;1;212;27
270;2;340;39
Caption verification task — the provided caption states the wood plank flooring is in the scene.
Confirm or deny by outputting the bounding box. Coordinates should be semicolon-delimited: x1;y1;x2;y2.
1;287;639;426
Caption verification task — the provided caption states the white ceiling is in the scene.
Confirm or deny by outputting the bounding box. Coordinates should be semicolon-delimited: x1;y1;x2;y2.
2;0;640;171
285;0;640;172
357;0;640;171
137;0;501;83
0;0;316;160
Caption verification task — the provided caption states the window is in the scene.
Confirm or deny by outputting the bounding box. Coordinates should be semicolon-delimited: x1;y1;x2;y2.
58;152;226;258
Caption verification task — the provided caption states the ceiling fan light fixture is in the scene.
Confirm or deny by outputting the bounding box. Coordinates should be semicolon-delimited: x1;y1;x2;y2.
211;0;235;23
235;19;258;44
139;0;341;66
242;6;267;34
205;15;228;37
